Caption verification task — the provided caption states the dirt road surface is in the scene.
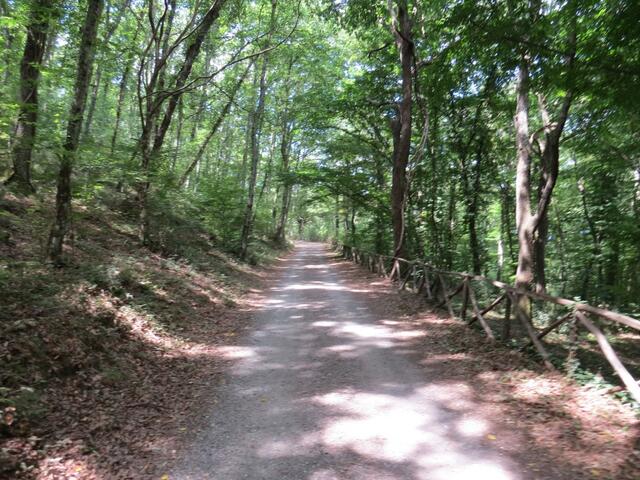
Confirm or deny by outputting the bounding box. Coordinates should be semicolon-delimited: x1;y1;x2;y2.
170;243;578;480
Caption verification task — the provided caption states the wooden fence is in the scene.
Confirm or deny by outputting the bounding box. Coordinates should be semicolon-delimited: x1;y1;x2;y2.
339;244;640;403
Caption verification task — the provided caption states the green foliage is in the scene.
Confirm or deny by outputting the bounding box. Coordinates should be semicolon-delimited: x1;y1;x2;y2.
0;0;636;300
0;0;638;401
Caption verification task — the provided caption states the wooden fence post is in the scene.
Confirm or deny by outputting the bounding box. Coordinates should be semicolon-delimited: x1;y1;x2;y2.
438;274;456;320
400;263;412;290
416;264;427;294
467;282;495;341
391;259;400;281
503;295;511;341
566;314;578;372
460;277;469;322
411;263;418;292
423;267;433;300
336;244;640;398
508;292;554;370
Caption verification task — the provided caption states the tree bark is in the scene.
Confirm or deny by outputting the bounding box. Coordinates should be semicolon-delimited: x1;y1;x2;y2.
274;127;293;244
239;0;277;260
239;68;259;189
451;94;487;275
6;0;57;193
334;195;340;241
514;74;574;311
532;92;568;294
171;97;184;172
444;176;456;270
388;0;413;261
274;58;295;244
82;65;102;138
530;5;575;293
110;29;138;157
239;55;269;259
47;0;103;264
83;0;129;139
513;56;535;316
533;191;548;292
254;131;277;223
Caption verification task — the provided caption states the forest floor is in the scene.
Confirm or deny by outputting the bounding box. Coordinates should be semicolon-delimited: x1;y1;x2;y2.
0;190;284;479
1;192;639;479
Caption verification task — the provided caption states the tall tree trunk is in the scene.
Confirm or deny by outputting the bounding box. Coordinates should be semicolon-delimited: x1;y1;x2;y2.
578;176;599;302
110;39;136;156
500;182;516;266
470;159;484;274
82;65;102;138
513;56;535;317
533;193;548;292
552;205;568;296
343;201;350;243
239;62;259;188
239;56;269;259
532;99;560;295
334;195;340;242
350;205;356;242
529;5;575;295
137;0;227;245
444;177;456;270
274;127;293;244
83;0;129;139
47;0;103;264
389;0;413;261
274;180;292;244
514;74;574;309
274;58;294;244
239;0;277;260
170;98;184;172
374;155;387;253
6;0;57;193
254;131;277;221
426;111;440;262
468;200;481;274
455;118;484;275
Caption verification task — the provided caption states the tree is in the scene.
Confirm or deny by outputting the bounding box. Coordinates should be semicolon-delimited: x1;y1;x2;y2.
513;1;576;318
239;0;277;260
273;57;294;244
136;0;228;245
5;0;57;193
0;0;637;313
388;0;413;263
47;0;104;264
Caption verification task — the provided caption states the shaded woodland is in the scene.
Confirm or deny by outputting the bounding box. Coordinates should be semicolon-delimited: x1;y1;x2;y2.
2;0;638;305
1;0;640;477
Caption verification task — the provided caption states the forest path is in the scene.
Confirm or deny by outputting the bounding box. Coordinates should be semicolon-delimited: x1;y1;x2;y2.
170;242;565;480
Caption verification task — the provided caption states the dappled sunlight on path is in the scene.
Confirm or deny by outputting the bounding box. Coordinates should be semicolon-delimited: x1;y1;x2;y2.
170;242;585;479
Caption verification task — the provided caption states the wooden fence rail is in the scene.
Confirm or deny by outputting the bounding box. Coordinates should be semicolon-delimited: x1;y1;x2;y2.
339;244;640;403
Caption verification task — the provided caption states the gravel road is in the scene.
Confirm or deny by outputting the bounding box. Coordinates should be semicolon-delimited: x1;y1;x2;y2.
170;242;538;480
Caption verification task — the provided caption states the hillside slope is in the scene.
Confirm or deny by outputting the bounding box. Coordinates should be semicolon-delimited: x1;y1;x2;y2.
0;189;282;479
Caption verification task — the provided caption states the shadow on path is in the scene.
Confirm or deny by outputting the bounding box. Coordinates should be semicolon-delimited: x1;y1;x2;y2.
170;242;601;480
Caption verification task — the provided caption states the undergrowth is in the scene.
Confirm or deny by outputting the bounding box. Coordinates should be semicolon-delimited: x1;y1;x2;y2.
0;186;286;477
